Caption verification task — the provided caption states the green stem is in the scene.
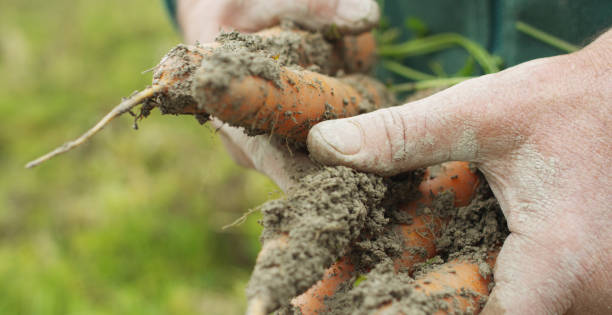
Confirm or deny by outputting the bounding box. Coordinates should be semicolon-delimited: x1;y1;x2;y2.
378;34;456;57
390;77;472;93
382;60;436;81
516;21;580;53
377;27;401;45
378;33;499;73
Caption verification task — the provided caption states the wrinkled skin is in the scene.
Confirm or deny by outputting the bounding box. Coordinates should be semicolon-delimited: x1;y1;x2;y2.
177;1;612;314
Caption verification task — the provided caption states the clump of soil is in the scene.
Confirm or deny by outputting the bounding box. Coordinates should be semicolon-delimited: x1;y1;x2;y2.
215;24;334;73
148;43;207;119
248;165;387;312
433;183;507;277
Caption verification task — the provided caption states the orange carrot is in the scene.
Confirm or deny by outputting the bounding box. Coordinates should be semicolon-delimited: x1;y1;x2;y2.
419;161;480;207
291;257;355;314
192;67;389;143
376;251;498;315
290;162;480;314
254;27;376;73
394;161;479;270
25;27;386;168
332;32;377;73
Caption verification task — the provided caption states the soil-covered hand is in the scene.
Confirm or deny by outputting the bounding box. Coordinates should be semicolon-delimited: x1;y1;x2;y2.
307;31;612;314
177;0;380;192
177;0;379;44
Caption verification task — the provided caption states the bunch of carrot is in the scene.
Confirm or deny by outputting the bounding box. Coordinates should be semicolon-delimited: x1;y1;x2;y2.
26;24;503;315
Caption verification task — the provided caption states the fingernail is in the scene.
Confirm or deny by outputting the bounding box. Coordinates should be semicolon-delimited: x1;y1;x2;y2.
312;121;362;155
336;0;374;22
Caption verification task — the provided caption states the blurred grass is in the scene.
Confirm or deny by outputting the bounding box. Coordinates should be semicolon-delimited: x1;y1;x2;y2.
0;1;277;314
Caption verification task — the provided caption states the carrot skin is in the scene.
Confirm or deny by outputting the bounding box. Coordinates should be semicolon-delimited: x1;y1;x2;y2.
255;27;376;73
394;162;480;269
195;69;387;143
291;257;355;314
332;32;377;73
377;251;498;315
420;161;480;207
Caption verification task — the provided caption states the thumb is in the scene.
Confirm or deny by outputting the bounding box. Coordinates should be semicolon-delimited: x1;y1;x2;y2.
221;0;380;35
307;75;517;175
482;233;574;314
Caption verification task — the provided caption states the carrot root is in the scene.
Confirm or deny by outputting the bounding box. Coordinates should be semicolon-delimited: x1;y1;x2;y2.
193;69;389;143
25;86;163;169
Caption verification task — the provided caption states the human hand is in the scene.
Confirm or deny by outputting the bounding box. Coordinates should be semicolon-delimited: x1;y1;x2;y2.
307;30;612;314
177;0;379;44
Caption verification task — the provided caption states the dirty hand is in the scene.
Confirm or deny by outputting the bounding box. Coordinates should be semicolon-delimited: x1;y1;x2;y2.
177;0;380;192
307;30;612;314
177;0;379;44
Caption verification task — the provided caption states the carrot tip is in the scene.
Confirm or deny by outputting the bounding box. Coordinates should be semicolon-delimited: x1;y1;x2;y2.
24;86;162;169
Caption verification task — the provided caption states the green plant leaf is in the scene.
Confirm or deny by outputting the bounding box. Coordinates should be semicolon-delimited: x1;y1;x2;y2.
454;56;475;77
404;17;429;38
382;60;436;81
516;21;579;53
390;77;472;92
378;33;500;73
428;60;447;77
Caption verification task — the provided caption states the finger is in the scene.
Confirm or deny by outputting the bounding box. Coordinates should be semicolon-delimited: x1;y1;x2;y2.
220;0;380;35
214;120;314;192
307;71;527;176
482;233;573;315
178;0;228;43
211;118;256;169
212;119;314;192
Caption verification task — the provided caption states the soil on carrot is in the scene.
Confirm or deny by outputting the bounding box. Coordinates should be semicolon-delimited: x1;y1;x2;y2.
334;181;508;315
150;22;334;122
247;165;388;312
191;30;392;142
147;23;392;144
148;43;207;122
278;171;509;314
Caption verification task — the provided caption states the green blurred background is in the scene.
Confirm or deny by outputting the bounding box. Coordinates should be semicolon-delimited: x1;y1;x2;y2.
0;1;278;314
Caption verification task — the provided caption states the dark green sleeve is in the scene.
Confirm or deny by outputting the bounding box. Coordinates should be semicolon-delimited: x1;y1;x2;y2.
162;0;178;27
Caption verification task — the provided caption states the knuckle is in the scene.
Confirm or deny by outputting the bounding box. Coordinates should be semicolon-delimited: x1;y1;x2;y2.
376;108;409;166
307;0;338;15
